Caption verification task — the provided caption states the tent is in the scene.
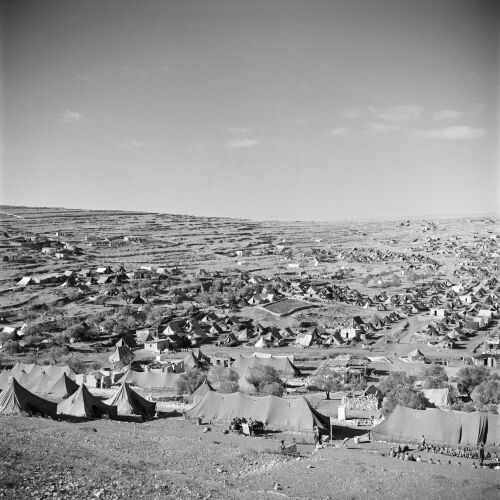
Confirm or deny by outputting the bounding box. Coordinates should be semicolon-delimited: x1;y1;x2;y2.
232;354;300;377
186;378;214;405
109;345;134;365
185;391;329;432
43;364;77;381
183;351;205;370
46;373;79;399
57;384;117;419
0;378;57;417
370;405;500;446
121;368;181;390
254;336;269;348
422;388;451;408
104;382;156;418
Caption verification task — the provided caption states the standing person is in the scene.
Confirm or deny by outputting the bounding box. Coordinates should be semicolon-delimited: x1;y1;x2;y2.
313;426;320;447
479;444;485;467
421;435;426;449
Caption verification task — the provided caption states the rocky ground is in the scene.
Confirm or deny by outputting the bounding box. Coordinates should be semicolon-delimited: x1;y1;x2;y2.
1;416;498;500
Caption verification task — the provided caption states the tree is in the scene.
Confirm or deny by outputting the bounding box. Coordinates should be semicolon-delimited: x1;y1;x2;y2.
246;366;283;395
474;379;500;406
420;364;448;389
309;360;344;399
454;366;490;396
382;386;431;416
3;340;21;354
378;371;431;416
208;366;240;393
378;371;416;396
176;369;206;395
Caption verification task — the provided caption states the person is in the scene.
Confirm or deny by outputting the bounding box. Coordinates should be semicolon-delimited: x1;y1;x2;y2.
479;444;485;467
421;435;426;448
280;440;286;453
313;426;320;446
342;437;349;447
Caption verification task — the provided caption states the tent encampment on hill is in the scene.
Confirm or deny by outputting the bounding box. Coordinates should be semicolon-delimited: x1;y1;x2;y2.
370;405;500;446
104;382;156;418
232;354;300;377
57;384;117;419
0;378;57;417
185;391;328;432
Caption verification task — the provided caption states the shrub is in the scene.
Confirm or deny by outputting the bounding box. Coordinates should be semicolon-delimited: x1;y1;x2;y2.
246;366;283;395
454;366;490;396
260;382;284;397
420;364;448;389
176;369;206;395
208;366;239;393
3;340;21;354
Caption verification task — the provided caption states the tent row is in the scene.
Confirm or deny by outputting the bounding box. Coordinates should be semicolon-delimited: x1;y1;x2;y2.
371;405;500;446
0;378;156;420
0;363;76;392
185;391;329;432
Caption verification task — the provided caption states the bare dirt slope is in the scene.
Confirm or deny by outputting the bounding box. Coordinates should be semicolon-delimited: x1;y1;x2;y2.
1;417;498;500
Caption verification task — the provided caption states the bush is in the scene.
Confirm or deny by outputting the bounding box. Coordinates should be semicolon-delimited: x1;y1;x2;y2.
420;364;448;389
454;366;490;396
246;366;283;395
260;382;284;397
208;366;239;393
176;369;206;395
474;379;500;406
382;386;430;416
3;340;21;354
67;356;85;374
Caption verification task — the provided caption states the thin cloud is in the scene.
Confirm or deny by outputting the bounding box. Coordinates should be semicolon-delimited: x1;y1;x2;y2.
433;109;462;120
412;126;488;140
370;105;423;121
60;110;83;124
224;127;255;137
341;105;423;121
330;126;353;137
340;107;363;119
225;138;259;148
118;140;160;150
367;123;403;135
121;65;149;76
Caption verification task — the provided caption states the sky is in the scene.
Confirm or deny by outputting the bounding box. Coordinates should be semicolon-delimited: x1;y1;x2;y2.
1;0;499;221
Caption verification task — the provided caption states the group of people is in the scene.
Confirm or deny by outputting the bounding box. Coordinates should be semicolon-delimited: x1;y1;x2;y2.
229;417;264;435
389;435;499;468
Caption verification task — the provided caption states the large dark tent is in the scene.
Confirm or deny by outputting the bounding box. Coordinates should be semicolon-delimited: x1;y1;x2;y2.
57;384;117;419
371;405;500;446
0;379;57;417
185;391;328;432
104;382;156;418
